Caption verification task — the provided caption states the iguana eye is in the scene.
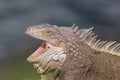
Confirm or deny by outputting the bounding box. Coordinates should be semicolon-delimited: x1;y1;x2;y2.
42;29;54;36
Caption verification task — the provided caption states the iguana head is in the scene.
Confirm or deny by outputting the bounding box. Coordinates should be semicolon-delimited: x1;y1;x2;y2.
26;24;67;72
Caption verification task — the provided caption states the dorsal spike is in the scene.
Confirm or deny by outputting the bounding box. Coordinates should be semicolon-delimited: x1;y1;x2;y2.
73;26;79;32
87;27;94;31
71;24;76;29
81;31;93;41
109;44;120;52
76;29;83;35
104;41;116;51
113;44;120;51
92;39;101;48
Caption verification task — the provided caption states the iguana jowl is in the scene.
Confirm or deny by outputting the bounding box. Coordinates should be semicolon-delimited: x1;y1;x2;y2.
26;24;120;80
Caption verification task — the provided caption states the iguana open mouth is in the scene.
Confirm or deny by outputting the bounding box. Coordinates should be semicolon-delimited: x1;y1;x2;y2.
27;40;67;64
27;41;49;62
26;40;67;73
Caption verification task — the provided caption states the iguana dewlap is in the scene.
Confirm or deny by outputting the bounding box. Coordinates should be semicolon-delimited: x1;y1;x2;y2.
26;24;120;80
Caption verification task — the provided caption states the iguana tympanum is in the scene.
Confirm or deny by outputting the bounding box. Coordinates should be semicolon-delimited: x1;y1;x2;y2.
26;24;120;80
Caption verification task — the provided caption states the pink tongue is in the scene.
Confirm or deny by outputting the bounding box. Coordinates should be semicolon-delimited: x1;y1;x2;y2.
27;45;45;62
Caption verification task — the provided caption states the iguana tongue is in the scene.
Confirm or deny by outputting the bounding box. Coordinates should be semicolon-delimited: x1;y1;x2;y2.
27;42;46;62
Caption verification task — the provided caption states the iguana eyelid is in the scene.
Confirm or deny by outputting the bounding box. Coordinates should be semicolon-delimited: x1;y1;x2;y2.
42;29;54;36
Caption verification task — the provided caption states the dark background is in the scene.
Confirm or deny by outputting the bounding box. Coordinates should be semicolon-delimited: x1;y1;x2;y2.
0;0;120;80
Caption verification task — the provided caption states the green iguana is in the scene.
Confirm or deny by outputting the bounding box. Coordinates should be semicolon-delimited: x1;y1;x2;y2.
26;24;120;80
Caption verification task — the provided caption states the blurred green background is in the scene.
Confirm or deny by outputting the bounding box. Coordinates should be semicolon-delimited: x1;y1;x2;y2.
0;0;120;80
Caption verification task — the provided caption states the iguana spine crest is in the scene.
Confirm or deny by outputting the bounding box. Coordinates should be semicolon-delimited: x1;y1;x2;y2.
71;24;120;56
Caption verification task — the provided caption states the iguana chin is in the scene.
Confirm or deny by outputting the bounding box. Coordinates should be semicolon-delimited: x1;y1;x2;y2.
26;24;120;80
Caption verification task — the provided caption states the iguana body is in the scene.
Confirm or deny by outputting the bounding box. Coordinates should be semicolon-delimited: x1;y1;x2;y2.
26;24;120;80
